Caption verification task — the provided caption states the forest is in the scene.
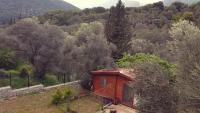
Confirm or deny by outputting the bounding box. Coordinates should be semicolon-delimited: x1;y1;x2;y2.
0;0;200;113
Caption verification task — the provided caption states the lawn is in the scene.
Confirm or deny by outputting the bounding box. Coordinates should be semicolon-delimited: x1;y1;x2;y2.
0;86;102;113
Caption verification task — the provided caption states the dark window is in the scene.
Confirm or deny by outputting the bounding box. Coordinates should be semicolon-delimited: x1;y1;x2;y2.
100;77;107;87
123;84;134;102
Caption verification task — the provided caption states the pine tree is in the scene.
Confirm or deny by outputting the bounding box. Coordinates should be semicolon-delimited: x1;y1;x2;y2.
105;0;132;59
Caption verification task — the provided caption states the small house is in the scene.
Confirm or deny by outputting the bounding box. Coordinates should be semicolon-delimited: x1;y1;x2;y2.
91;68;136;108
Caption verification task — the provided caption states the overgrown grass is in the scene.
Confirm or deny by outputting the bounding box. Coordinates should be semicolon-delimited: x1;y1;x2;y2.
0;86;102;113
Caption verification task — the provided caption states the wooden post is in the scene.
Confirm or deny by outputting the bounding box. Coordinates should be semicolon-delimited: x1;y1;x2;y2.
9;73;12;87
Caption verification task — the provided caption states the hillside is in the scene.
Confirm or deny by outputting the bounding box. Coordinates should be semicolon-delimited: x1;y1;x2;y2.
103;0;140;8
164;0;200;6
0;0;78;24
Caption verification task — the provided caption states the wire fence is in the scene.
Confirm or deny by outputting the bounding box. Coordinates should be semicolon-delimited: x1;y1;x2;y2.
0;73;71;89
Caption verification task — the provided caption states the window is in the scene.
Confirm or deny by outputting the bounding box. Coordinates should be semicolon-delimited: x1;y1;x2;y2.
100;77;107;88
123;84;134;102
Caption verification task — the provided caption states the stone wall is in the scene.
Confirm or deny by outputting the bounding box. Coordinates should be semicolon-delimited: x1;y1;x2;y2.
0;80;80;101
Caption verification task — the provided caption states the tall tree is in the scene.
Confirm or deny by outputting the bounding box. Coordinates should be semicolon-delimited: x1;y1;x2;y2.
105;0;132;59
169;20;200;112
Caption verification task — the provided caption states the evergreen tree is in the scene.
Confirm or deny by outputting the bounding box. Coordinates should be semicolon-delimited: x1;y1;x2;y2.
105;0;132;59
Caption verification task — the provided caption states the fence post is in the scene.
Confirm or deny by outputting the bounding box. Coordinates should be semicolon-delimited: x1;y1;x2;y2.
57;74;59;82
9;73;12;87
64;74;66;83
27;74;30;87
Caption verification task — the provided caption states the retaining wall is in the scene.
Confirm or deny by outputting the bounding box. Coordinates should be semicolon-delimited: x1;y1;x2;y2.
0;80;80;101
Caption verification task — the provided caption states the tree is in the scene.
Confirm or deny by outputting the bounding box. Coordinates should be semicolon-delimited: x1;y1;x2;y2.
5;19;65;79
132;62;178;113
117;53;176;79
105;0;132;59
169;20;200;112
59;21;115;86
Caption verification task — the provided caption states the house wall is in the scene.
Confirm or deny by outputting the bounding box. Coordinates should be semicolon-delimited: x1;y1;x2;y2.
92;74;117;99
116;76;131;102
92;74;132;103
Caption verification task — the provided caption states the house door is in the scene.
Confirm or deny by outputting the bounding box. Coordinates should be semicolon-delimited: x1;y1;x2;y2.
122;84;134;107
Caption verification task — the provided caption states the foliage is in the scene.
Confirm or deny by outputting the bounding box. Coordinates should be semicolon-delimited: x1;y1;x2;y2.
105;0;132;59
52;90;63;105
5;19;66;79
5;69;20;76
173;11;194;22
42;74;60;86
19;68;29;78
63;88;73;100
169;20;200;112
0;48;18;70
132;62;178;113
168;20;200;61
16;64;33;75
59;21;114;81
51;88;73;106
117;53;176;83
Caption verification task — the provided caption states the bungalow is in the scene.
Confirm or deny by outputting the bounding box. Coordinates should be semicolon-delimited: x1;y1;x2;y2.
91;68;136;108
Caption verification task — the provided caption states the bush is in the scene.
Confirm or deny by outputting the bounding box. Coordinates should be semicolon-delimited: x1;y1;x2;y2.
52;90;63;105
11;75;27;89
42;74;60;86
17;64;33;75
19;68;29;78
52;88;73;106
5;69;20;76
64;88;73;100
0;48;18;70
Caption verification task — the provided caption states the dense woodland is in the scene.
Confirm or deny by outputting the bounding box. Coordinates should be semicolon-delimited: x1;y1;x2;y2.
0;0;200;113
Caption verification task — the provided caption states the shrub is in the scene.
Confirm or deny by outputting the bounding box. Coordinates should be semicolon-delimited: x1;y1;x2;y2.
5;69;20;76
64;88;73;112
17;64;33;75
0;48;18;70
42;74;59;86
11;75;27;89
19;68;29;78
51;88;73;106
52;90;63;105
64;88;73;100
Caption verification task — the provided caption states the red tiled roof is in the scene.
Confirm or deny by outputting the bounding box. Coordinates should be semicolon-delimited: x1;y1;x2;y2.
91;68;135;80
